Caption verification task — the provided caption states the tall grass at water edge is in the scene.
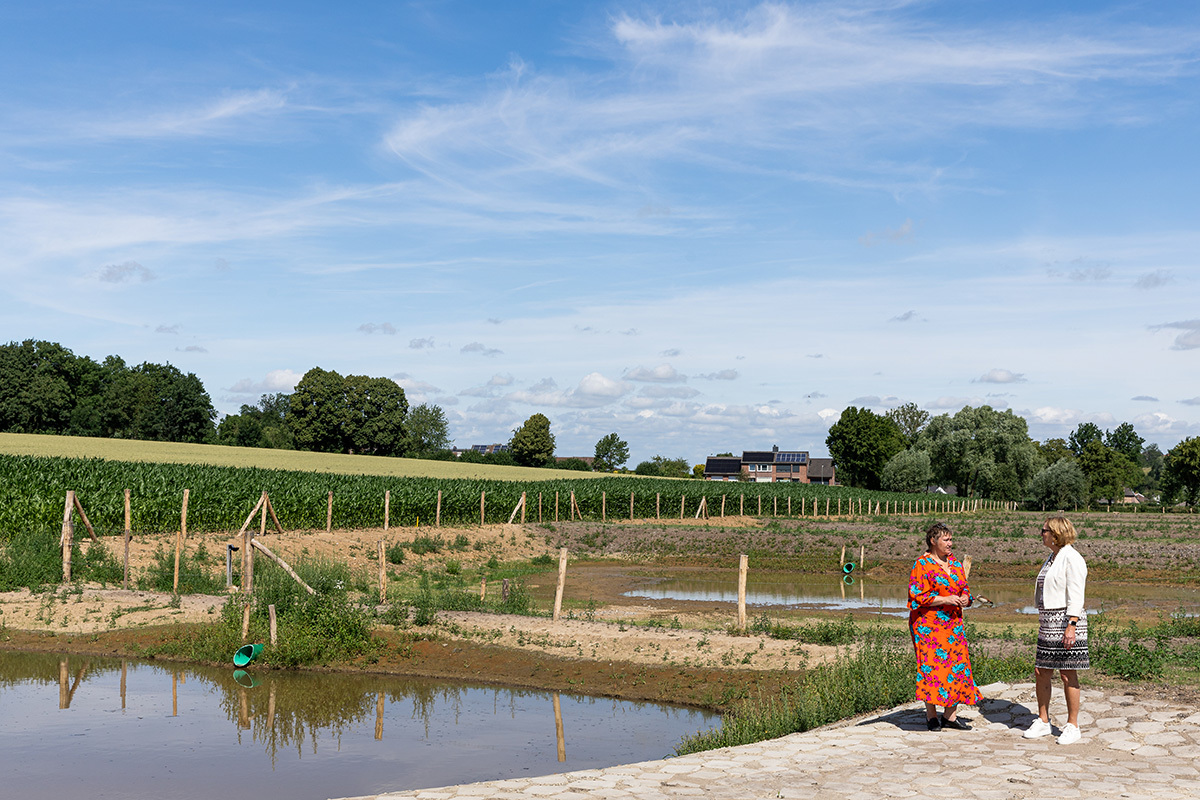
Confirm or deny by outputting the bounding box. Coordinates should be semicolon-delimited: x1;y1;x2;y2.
675;628;1034;755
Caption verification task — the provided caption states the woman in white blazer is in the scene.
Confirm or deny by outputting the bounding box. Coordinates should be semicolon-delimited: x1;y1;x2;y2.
1022;514;1089;746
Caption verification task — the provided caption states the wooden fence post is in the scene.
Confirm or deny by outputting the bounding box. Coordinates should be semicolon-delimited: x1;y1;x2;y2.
552;548;569;622
269;604;278;646
378;540;387;602
721;494;726;517
436;490;442;527
630;492;634;520
521;491;527;524
656;493;660;519
480;491;486;526
737;554;748;631
123;489;131;590
602;491;606;522
174;488;189;594
384;490;390;530
680;495;685;520
326;491;333;532
61;491;74;583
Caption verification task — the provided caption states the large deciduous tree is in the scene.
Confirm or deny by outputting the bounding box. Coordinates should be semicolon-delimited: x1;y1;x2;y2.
917;405;1042;498
1105;422;1145;464
404;403;452;457
882;448;932;494
825;406;905;490
593;432;630;472
885;402;930;447
509;413;555;467
288;368;408;455
1162;437;1200;506
1027;458;1090;510
1076;439;1141;506
1067;422;1104;456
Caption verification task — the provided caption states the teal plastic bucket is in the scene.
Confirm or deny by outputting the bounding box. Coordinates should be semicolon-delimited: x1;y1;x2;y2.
233;643;264;667
842;562;856;574
232;669;261;688
842;574;856;586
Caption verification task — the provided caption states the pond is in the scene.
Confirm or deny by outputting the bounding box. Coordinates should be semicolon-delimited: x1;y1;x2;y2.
624;573;1200;618
0;651;718;800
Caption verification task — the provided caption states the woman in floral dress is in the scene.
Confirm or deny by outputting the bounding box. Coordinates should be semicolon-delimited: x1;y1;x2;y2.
909;522;985;730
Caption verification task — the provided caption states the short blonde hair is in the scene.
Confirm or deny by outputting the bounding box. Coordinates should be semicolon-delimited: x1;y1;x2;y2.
1044;514;1077;547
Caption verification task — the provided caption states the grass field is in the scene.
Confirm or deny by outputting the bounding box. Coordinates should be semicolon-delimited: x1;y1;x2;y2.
0;432;610;481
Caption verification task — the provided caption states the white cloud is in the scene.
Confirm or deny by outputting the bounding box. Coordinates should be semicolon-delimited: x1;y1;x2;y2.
488;373;515;387
359;322;396;335
860;219;913;247
508;372;631;409
890;310;921;323
1152;319;1200;350
625;364;687;383
1132;395;1158;402
974;369;1027;384
1181;397;1200;406
228;369;303;394
98;260;154;283
409;337;435;349
461;341;503;357
156;324;179;334
697;369;739;381
641;385;701;399
1135;269;1173;290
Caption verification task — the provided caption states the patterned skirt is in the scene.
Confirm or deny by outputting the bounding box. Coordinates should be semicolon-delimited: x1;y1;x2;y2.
1036;607;1090;670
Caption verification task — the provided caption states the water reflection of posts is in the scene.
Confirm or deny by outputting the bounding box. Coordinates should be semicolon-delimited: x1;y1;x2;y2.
737;554;748;630
239;688;251;729
58;658;89;709
173;670;178;717
121;661;127;710
552;693;566;762
375;692;384;740
552;548;569;622
268;682;276;730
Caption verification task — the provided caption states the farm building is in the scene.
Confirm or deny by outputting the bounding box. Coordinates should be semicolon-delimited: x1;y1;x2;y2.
703;446;835;484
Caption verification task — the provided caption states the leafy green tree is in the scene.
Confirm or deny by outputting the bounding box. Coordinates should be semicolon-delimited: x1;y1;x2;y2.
1037;438;1073;466
510;413;555;467
1067;422;1104;456
693;463;705;479
881;448;932;494
404;403;451;457
1105;422;1145;464
633;455;690;478
289;367;349;453
1139;443;1164;493
343;375;408;456
1162;437;1200;506
1027;458;1089;510
825;406;905;490
593;432;630;472
918;405;1042;498
1077;439;1141;506
0;339;89;434
217;393;294;449
557;457;591;471
885;402;930;447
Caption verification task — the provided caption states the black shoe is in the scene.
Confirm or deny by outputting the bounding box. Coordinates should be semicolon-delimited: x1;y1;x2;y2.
926;717;942;731
940;716;971;730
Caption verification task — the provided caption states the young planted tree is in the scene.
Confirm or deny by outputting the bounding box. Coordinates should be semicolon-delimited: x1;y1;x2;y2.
825;406;905;490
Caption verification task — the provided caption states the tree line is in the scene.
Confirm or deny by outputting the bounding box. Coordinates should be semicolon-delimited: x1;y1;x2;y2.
0;340;666;473
826;402;1200;507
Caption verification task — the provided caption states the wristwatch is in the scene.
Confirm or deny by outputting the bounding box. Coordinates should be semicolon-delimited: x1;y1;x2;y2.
1066;619;1077;627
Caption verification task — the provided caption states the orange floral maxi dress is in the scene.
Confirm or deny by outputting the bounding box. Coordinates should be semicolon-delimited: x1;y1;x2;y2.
908;554;982;707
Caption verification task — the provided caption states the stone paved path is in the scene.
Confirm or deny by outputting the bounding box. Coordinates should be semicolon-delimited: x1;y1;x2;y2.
336;682;1200;800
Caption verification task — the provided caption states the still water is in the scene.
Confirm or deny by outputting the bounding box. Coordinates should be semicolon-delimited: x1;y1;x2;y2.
624;574;1200;617
0;651;718;800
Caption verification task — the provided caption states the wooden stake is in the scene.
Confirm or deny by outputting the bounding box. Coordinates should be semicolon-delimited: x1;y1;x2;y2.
521;491;527;525
507;494;526;524
269;604;278;645
680;495;685;520
480;578;487;600
384;490;390;530
602;491;606;522
378;539;387;603
737;554;748;631
123;489;131;590
630;492;634;520
740;494;744;515
721;495;726;517
61;491;74;583
656;493;660;519
241;602;252;640
71;493;98;540
480;491;486;526
552;548;569;622
327;491;333;532
436;489;442;527
555;491;559;522
251;539;316;595
174;488;189;594
265;494;284;534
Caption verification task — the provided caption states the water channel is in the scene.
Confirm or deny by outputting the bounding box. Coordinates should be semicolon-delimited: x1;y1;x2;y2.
624;573;1200;618
0;651;718;800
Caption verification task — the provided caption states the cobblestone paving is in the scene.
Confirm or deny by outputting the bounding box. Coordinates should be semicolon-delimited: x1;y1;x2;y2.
336;682;1200;800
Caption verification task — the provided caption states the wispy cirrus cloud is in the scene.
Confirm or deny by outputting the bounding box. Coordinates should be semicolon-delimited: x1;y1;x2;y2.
99;260;154;283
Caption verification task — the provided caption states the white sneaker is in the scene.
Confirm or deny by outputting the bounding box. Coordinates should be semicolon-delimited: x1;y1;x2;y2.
1057;723;1081;745
1023;718;1053;739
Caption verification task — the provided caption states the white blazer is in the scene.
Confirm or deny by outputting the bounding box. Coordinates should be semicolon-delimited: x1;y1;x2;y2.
1041;544;1087;618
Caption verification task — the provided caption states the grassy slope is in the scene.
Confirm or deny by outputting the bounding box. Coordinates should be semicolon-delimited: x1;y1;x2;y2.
0;432;613;482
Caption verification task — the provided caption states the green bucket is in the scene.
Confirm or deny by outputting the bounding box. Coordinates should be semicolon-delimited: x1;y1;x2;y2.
233;643;264;667
232;669;261;688
842;562;856;574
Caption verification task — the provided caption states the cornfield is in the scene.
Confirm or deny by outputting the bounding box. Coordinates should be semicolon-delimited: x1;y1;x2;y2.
0;453;978;537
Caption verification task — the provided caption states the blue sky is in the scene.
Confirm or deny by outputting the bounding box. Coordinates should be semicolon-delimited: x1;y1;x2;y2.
3;0;1199;464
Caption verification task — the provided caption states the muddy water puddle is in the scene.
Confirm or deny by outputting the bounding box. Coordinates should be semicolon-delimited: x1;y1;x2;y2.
0;651;717;800
623;573;1200;618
